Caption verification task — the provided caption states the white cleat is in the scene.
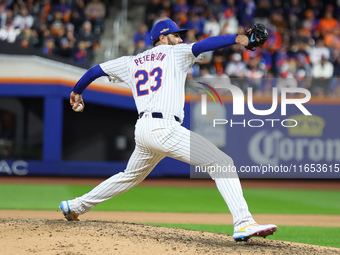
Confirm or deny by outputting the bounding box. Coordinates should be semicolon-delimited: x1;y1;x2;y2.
59;201;79;221
233;223;277;242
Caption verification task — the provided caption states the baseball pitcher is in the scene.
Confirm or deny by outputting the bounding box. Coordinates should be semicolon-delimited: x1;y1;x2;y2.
60;19;276;242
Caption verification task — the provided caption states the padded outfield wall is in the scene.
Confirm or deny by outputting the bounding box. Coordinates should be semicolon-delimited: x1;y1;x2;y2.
0;55;339;178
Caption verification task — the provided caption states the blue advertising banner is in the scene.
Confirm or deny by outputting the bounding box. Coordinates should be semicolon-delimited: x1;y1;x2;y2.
1;80;339;178
191;99;340;179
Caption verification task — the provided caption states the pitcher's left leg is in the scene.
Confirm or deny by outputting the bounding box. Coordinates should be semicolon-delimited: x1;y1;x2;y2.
163;124;256;230
168;125;277;241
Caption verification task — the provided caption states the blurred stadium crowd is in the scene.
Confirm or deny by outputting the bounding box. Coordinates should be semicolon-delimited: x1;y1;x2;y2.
1;0;340;96
136;0;340;97
0;0;109;66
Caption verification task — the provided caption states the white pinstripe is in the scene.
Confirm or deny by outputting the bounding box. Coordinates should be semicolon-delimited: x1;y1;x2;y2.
68;43;256;231
100;43;202;120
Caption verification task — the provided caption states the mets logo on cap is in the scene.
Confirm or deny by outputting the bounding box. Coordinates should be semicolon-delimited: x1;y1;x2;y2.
150;19;188;40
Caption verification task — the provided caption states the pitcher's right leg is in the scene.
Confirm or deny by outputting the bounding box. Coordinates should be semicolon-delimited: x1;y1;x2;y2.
60;145;165;218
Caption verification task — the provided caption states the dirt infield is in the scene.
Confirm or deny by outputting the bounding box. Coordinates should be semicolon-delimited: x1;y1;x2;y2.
1;217;340;255
1;177;339;254
1;210;340;227
1;210;340;254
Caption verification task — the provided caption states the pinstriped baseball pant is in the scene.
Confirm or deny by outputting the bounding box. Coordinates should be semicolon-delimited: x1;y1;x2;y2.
69;115;256;230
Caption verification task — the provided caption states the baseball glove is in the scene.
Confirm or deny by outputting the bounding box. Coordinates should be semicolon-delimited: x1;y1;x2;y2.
244;23;268;51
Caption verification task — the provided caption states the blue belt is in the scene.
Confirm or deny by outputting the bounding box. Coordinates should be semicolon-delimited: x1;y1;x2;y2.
139;112;180;123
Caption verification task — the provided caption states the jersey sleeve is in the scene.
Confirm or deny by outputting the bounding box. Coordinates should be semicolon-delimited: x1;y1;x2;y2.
173;43;203;72
99;56;130;84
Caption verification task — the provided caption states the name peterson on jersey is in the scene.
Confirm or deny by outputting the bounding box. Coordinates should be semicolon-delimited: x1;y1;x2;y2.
99;43;203;121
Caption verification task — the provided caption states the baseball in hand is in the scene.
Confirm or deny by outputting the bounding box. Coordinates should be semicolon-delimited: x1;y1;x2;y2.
73;103;84;112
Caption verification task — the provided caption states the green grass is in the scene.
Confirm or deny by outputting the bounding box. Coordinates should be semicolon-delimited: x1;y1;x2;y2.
147;223;340;249
1;183;339;248
0;184;340;214
244;189;340;215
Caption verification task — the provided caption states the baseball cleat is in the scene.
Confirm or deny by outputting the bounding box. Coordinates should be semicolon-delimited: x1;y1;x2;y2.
59;201;79;221
233;223;277;242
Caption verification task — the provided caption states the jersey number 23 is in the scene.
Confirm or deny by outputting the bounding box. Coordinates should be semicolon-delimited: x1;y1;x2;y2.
135;67;163;96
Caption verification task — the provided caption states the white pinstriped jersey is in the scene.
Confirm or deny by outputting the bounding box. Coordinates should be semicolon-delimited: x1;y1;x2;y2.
100;43;202;120
68;42;258;232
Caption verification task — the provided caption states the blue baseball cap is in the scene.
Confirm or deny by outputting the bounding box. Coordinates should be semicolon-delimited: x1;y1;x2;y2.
150;19;188;41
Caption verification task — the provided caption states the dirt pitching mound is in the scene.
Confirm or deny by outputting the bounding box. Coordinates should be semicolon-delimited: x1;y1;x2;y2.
1;219;340;255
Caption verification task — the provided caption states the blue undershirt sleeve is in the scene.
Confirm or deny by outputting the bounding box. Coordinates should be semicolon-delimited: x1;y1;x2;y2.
72;64;108;94
192;34;237;57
